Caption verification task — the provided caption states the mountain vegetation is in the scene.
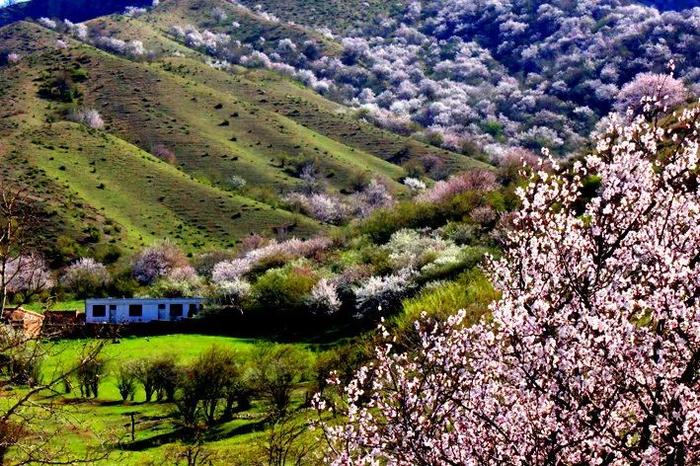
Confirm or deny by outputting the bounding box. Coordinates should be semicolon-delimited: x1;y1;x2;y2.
0;0;698;464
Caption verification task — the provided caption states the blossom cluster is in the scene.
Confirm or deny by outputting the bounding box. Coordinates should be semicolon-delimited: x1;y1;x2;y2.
60;258;111;294
416;169;497;204
67;108;105;129
319;94;700;465
211;236;333;284
160;1;699;158
284;179;394;225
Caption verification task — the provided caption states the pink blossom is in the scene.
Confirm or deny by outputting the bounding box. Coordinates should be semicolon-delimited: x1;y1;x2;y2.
417;170;497;204
61;258;110;296
132;242;189;285
6;255;53;297
615;72;687;115
319;98;700;465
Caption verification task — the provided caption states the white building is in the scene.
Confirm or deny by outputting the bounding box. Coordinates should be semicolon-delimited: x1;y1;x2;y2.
84;298;204;324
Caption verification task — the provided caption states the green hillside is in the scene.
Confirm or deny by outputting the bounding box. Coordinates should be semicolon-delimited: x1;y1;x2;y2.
0;8;484;261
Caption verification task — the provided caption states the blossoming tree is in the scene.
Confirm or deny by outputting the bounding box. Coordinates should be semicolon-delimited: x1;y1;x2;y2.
318;97;700;465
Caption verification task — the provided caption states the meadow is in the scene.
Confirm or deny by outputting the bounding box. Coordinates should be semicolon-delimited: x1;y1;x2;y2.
31;334;322;465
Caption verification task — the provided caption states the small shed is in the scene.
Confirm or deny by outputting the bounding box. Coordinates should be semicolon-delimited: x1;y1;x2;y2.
1;307;44;338
84;298;204;324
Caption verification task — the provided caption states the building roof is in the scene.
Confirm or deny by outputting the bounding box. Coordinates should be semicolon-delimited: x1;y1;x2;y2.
85;297;204;303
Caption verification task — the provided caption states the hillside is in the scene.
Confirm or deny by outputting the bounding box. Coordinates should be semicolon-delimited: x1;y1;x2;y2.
0;16;484;262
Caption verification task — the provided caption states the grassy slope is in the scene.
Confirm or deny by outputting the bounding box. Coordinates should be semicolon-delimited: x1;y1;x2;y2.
0;6;488;254
0;25;130;259
87;13;487;177
0;22;396;252
28;122;319;251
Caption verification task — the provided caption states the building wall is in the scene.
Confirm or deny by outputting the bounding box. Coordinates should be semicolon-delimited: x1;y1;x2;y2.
85;299;203;324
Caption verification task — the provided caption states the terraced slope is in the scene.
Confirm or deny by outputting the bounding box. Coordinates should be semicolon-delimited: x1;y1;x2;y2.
0;11;486;260
83;13;486;176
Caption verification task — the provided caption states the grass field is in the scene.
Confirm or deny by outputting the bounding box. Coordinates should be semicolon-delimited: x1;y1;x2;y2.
25;334;322;465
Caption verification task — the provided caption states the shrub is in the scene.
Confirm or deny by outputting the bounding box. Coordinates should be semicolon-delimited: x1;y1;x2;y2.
152;144;177;164
416;170;497;204
151;356;180;402
402;177;426;191
115;362;139;401
60;258;111;298
251;266;317;315
177;347;245;426
249;344;310;419
67;108;104;129
132;242;189;285
76;357;105;398
615;72;687;115
6;254;54;303
228;175;247;191
38;72;81;102
6;349;43;387
353;268;416;318
307;278;341;315
150;266;203;298
207;279;251;309
284;192;350;225
394;269;498;345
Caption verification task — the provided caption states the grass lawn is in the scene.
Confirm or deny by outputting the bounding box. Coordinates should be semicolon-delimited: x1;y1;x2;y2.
23;299;84;313
17;334;322;465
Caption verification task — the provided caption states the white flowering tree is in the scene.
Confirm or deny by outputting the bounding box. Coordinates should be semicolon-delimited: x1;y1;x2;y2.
318;98;700;464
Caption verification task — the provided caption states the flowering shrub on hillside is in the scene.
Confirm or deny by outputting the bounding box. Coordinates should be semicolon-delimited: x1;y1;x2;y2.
6;255;53;300
67;108;105;129
211;236;333;284
353;268;416;317
308;278;341;315
402;177;426;192
615;72;687;115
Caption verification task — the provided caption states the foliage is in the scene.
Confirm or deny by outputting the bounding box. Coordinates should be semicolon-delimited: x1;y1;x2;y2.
76;357;105;398
115;361;139;401
251;266;318;316
353;268;416;318
176;347;246;427
67;108;105;129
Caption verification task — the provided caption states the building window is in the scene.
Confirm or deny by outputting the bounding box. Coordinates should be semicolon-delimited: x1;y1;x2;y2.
158;303;166;310
170;303;183;318
188;303;198;317
92;305;106;318
129;304;143;317
109;304;117;311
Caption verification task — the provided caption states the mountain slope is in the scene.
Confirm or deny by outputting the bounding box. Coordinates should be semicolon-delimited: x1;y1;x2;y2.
0;17;485;263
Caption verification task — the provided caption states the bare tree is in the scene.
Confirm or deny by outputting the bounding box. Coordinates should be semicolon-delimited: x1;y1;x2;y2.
263;415;321;466
0;326;110;464
164;432;219;466
0;185;42;315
